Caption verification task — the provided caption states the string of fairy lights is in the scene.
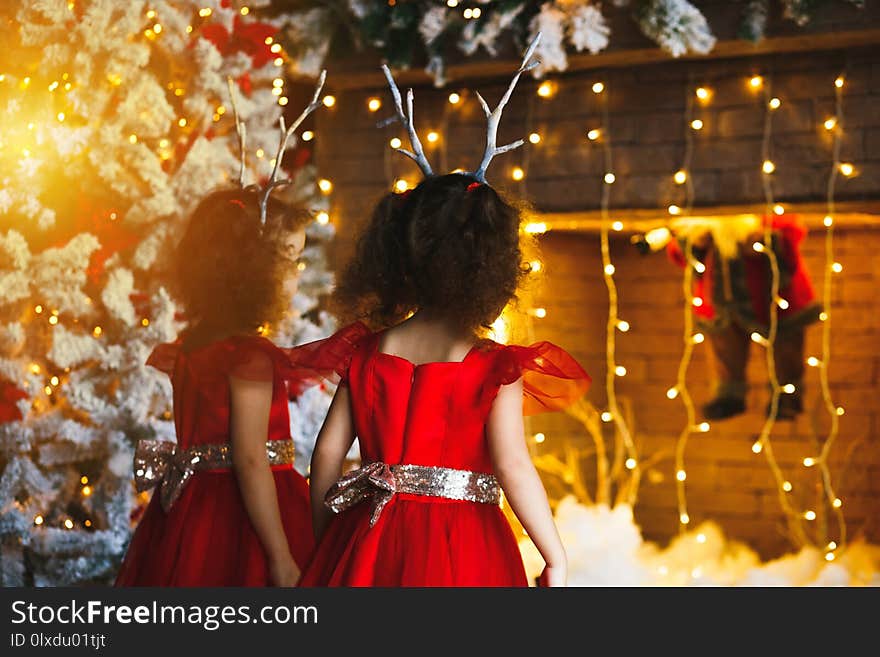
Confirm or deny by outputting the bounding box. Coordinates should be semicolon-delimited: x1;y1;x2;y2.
661;70;852;555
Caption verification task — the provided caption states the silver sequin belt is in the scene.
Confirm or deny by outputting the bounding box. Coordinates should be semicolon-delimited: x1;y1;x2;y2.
324;462;502;527
133;438;295;512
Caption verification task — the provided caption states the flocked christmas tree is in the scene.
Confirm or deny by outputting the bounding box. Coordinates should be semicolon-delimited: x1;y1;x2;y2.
0;0;335;586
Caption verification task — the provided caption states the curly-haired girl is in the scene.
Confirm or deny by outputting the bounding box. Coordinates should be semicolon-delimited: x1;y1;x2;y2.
116;187;315;587
291;173;591;587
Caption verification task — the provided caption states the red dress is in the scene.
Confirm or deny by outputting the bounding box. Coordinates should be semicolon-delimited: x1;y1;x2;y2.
291;323;590;587
115;335;314;586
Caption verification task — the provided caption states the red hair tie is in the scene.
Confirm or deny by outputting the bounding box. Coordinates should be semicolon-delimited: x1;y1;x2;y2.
228;199;246;209
466;182;482;192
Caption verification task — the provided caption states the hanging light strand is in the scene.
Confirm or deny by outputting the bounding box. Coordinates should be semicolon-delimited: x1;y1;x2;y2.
596;79;638;502
816;72;848;552
673;78;700;533
753;76;812;548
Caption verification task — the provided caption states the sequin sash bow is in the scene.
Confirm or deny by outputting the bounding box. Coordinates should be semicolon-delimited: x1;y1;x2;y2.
324;462;502;527
133;439;295;512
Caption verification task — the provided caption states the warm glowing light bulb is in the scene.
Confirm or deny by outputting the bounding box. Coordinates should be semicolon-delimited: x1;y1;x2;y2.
839;162;855;176
834;76;844;88
831;262;843;273
676;470;687;482
695;87;710;100
696;533;707;544
777;297;790;310
615;365;627;377
178;118;187;127
668;205;681;215
828;541;837;550
301;130;314;142
751;441;763;454
270;44;282;54
612;220;624;231
819;311;829;322
698;422;710;433
823;215;833;227
316;211;330;225
34;515;44;526
48;316;59;326
81;476;89;485
50;376;59;386
34;305;43;314
524;222;547;234
835;406;845;416
533;307;547;319
537;81;555;98
803;457;816;467
240;6;250;15
128;134;138;144
823;117;837;131
750;332;767;346
604;173;615;184
367;97;382;112
749;75;763;89
692;297;703;307
529;260;542;273
690;119;703;130
274;58;284;67
694;262;706;274
666;387;679;400
448;92;461;105
394;179;409;192
692;333;705;344
617;320;630;332
782;383;796;394
752;241;765;252
807;356;820;367
426;131;439;144
832;498;842;508
591;81;604;94
511;167;525;181
680;513;690;525
625;458;637;470
389;137;402;149
773;204;784;215
93;326;102;337
528;132;541;144
318;179;333;193
769;97;781;109
782;481;792;492
141;318;150;327
82;485;92;497
762;160;775;174
825;552;835;561
322;95;336;108
587;129;600;141
534;432;546;444
601;412;613;423
804;510;816;521
674;170;687;184
64;518;74;529
199;7;212;17
604;264;616;276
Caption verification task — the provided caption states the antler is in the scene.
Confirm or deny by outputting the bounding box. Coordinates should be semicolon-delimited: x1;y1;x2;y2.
472;33;541;183
259;69;327;225
379;64;434;178
226;76;247;187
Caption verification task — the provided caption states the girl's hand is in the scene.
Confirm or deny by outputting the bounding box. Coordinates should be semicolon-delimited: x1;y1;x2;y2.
269;554;301;587
539;563;567;587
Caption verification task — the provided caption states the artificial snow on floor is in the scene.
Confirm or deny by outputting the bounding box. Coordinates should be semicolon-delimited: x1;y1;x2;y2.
518;497;880;586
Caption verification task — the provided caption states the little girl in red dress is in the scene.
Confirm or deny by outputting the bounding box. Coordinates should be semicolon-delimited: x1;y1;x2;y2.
115;188;314;586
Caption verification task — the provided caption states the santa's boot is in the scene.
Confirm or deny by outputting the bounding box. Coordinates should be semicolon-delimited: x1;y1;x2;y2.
769;326;806;421
702;380;747;420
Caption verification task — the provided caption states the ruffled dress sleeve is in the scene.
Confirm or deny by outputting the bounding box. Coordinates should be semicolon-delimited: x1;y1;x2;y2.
283;322;373;390
223;336;295;382
145;342;182;376
492;341;591;416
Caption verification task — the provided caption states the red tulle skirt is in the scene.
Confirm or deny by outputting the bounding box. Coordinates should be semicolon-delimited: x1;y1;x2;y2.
298;494;528;587
115;466;313;587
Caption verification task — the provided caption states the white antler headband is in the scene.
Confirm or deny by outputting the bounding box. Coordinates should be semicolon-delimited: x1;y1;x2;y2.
226;70;327;225
471;32;541;183
378;33;541;185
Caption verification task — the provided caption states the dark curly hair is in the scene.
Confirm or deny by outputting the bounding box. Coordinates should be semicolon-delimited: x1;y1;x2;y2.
171;187;310;349
334;173;528;333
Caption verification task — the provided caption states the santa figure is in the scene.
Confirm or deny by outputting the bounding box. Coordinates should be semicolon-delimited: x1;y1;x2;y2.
640;214;822;421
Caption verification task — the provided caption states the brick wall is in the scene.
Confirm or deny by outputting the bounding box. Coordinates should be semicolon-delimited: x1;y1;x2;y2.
311;36;879;558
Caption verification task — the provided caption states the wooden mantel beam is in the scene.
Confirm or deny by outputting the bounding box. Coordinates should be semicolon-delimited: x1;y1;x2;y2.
530;200;880;234
295;29;880;91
